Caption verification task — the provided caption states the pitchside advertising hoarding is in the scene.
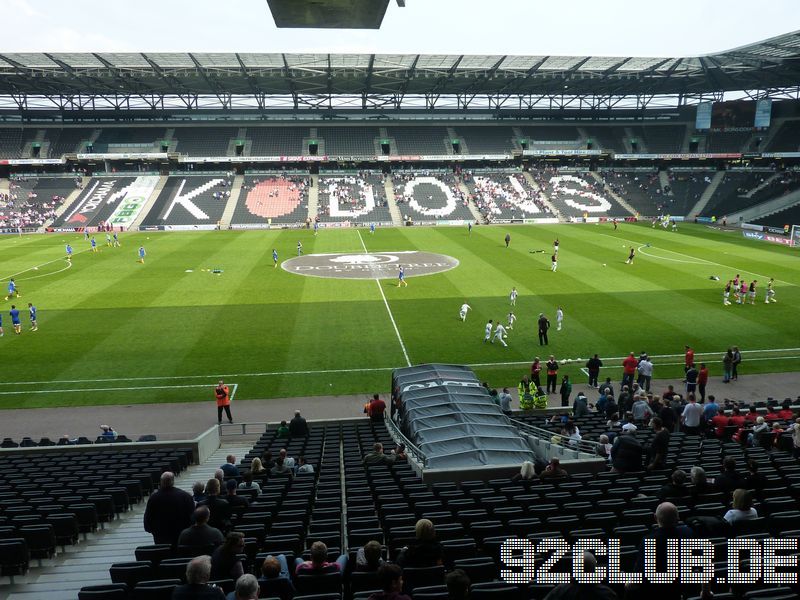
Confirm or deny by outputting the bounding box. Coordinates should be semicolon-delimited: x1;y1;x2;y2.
742;230;795;246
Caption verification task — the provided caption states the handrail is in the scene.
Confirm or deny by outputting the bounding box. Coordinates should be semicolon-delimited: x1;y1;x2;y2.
384;414;427;467
511;418;601;456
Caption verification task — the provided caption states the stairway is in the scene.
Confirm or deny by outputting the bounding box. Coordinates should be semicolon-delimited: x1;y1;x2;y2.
457;180;483;223
589;172;637;216
687;171;725;218
728;187;800;224
624;127;647;153
522;171;561;219
658;171;670;195
744;173;780;198
128;176;168;231
219;175;244;229
384;179;403;226
41;177;88;231
308;175;319;220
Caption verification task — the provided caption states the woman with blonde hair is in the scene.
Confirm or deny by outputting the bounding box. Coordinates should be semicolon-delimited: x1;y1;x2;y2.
513;461;536;481
397;519;443;568
250;457;267;475
723;489;758;523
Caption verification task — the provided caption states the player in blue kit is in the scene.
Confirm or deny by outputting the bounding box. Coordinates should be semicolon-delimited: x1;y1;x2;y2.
112;232;120;247
90;236;98;253
398;265;407;287
9;305;21;335
28;303;37;331
313;221;319;236
370;223;376;235
138;246;146;264
273;249;278;268
65;243;73;262
4;278;19;301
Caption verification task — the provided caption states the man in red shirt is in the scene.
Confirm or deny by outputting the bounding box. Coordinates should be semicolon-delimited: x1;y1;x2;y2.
621;353;638;390
697;363;709;402
367;393;386;422
531;357;542;389
684;345;694;379
710;413;730;438
777;402;795;421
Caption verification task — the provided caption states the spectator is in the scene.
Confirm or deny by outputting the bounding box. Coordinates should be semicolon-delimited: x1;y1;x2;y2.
355;540;384;572
631;395;652;423
777;402;795;421
690;466;712;499
715;457;745;497
225;479;249;511
498;387;513;415
394;444;408;461
397;519;443;568
296;456;314;474
289;410;309;437
723;489;758;523
367;393;387;421
637;354;653;392
681;395;703;435
748;416;770;446
279;448;295;469
793;418;800;458
544;551;617;599
250;457;268;476
178;506;225;548
192;481;207;505
703;395;719;421
200;478;232;533
270;457;293;478
611;428;643;473
295;540;346;575
220;455;239;478
100;425;117;441
276;421;290;438
562;422;581;448
697;364;709;401
258;555;296;600
658;469;689;501
621;352;638;390
445;569;471;600
363;443;397;466
539;457;568;480
238;472;260;493
597;435;612;460
604;394;619;420
368;564;411;600
559;376;572;408
586;355;602;388
745;460;767;497
225;574;259;600
143;471;195;547
172;555;225;600
512;460;536;481
211;532;245;581
646;417;670;471
572;392;589;418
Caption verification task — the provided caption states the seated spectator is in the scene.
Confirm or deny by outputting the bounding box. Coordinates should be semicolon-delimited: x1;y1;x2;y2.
393;444;407;461
368;564;411;600
747;416;770;446
355;540;384;572
270;457;294;478
606;413;622;430
193;481;207;504
363;443;397;466
279;448;295;469
764;405;781;422
289;410;309;437
770;422;785;447
261;451;276;470
225;479;249;511
225;573;259;600
604;395;619;420
715;457;745;497
220;455;239;478
793;418;800;459
250;458;267;477
100;425;117;440
178;506;224;548
611;428;643;473
597;435;612;459
646;417;670;471
690;466;712;500
445;569;471;600
562;422;581;448
723;489;758;523
172;555;225;600
544;551;617;599
296;456;314;474
200;478;232;533
513;460;536;482
709;412;730;438
211;532;245;581
295;540;346;575
540;457;568;480
214;469;225;487
777;401;795;420
397;519;443;568
276;421;290;438
659;469;689;501
238;472;260;493
744;406;759;423
258;555;295;600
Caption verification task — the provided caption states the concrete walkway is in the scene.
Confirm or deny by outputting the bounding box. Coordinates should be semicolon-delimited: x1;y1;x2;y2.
1;372;798;442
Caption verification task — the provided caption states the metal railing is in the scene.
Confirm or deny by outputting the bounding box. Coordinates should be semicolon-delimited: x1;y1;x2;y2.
511;418;602;457
384;414;427;467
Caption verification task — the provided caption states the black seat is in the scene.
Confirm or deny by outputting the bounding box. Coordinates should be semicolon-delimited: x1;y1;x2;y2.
134;544;174;567
132;578;181;600
19;524;56;565
78;583;129;600
453;557;498;584
296;571;342;595
47;513;79;550
110;561;156;589
401;565;445;593
469;582;523;599
0;538;29;583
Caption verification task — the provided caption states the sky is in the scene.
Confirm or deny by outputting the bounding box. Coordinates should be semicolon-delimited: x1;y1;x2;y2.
3;0;800;57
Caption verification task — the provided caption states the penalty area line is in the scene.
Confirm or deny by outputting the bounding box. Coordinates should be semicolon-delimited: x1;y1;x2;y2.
357;229;412;367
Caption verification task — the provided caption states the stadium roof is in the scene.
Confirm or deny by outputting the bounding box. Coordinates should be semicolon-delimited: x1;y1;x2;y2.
1;30;799;111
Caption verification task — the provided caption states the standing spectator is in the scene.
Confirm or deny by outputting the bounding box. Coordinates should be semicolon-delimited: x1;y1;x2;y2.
637;354;653;392
647;417;670;471
697;363;709;401
684;345;694;377
586;354;602;388
498;387;513;415
703;396;719;422
537;313;550;346
215;380;233;425
200;479;232;533
368;564;412;600
530;357;542;389
171;555;225;600
685;364;699;396
143;472;194;547
559;376;572;408
366;394;386;422
722;348;734;383
289;410;309;437
631;395;652;424
732;346;742;380
545;355;559;394
572;392;589;418
610;428;643;473
621;353;638;390
792;418;800;458
220;455;239;478
681;395;703;435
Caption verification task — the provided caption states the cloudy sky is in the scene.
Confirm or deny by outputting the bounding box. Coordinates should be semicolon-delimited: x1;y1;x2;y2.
4;0;800;56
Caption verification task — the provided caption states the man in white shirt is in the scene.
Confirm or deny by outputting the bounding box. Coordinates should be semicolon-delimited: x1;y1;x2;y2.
507;312;516;330
509;287;517;306
637;355;653;392
498;388;513;415
681;396;703;435
459;303;472;322
484;320;493;343
492;322;508;347
556;307;564;331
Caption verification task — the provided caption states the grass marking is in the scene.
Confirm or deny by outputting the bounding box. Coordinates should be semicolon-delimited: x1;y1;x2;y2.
1;247;89;282
357;229;412;367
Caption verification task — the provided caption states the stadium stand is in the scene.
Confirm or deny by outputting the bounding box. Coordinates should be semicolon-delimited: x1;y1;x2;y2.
0;128;23;159
628;125;686;154
1;176;78;230
518;125;582;143
454;126;516;154
463;170;553;222
599;170;661;214
319;127;379;156
766;120;800;152
231;173;310;226
704;130;754;153
532;167;630;217
701;171;800;217
386;127;451;155
91;128;167;154
248;127;308;156
317;171;392;224
140;175;233;229
662;170;715;216
51;177;139;229
754;202;800;228
46;128;96;157
392;171;474;223
173;127;238;157
583;126;628;153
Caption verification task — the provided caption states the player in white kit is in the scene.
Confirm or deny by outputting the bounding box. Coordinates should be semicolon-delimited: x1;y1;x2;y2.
484;320;493;343
492;322;508;347
556;307;564;331
507;312;516;330
765;278;776;303
509;287;517;306
460;303;472;321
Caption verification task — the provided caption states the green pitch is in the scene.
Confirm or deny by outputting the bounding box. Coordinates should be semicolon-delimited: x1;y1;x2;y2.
0;223;797;409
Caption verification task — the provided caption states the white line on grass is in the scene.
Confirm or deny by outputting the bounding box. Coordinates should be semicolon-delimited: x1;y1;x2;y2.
0;383;218;396
357;229;412;367
1;247;89;282
14;260;72;282
596;232;795;286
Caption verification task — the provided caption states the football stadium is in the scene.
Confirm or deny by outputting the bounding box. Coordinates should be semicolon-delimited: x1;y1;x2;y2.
1;1;800;598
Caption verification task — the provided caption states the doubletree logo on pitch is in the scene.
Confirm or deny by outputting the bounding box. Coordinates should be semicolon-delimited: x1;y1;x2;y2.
282;251;459;280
